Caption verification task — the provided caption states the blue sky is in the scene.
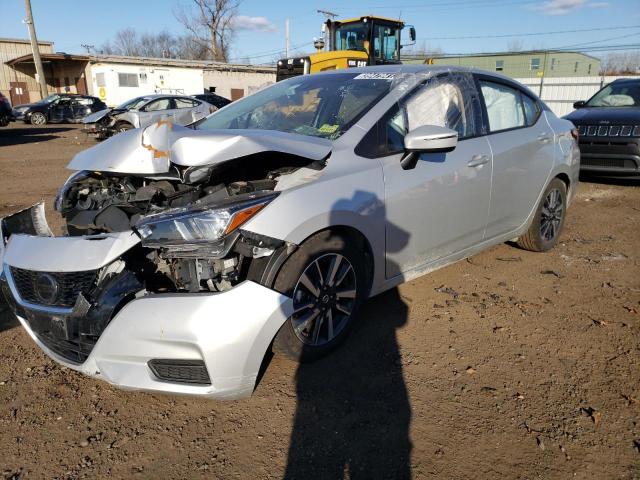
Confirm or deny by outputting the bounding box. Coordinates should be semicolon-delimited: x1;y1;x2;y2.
2;0;639;63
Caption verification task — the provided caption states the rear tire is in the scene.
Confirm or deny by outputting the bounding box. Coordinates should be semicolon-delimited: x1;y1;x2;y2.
272;230;368;363
517;178;567;252
30;112;47;126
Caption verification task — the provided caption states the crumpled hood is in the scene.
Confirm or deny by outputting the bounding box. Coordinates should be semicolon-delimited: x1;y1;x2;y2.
67;121;332;175
82;108;113;124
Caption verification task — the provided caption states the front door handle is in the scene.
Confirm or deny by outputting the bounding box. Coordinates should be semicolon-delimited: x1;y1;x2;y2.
468;154;490;167
537;132;552;143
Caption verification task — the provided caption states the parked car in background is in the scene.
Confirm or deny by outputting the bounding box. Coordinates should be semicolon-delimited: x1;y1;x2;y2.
192;92;232;109
564;77;640;178
0;66;579;400
0;92;11;126
83;94;216;140
12;94;107;125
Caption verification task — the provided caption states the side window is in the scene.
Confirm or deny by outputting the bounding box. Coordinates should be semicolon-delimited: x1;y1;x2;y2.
144;98;172;111
75;97;93;106
479;80;525;132
404;73;479;138
521;93;541;126
372;24;400;61
174;98;198;109
355;73;481;158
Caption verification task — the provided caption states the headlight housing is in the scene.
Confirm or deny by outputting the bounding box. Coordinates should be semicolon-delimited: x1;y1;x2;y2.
134;192;277;256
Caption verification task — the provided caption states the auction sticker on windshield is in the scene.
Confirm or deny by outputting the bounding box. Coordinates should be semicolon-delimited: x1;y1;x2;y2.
353;73;396;80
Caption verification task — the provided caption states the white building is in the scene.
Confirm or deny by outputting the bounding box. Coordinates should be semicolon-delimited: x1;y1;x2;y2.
86;55;275;107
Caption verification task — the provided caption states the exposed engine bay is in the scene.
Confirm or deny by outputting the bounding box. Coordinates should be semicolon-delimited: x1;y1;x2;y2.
52;153;323;294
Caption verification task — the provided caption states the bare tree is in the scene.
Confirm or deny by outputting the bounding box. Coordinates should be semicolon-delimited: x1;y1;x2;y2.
599;51;640;75
99;29;210;60
174;0;241;62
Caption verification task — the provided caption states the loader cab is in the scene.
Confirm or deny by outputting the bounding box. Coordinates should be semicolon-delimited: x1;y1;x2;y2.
329;16;408;65
276;16;415;82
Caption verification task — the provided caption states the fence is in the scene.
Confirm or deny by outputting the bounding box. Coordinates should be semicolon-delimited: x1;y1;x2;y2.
514;75;639;117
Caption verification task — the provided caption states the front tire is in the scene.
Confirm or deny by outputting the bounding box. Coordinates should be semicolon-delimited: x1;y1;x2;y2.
114;122;133;133
30;112;47;126
272;231;368;363
517;178;567;252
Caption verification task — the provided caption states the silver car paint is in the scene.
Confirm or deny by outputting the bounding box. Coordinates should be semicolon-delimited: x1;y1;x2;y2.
1;65;580;399
82;95;213;130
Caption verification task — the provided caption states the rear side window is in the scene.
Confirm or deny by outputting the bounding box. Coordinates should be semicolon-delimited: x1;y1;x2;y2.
521;93;541;126
479;80;525;132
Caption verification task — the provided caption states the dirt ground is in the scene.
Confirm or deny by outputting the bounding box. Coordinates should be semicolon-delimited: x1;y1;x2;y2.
0;124;638;479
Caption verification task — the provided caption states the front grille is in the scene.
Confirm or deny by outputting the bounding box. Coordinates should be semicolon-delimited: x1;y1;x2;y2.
148;359;211;385
10;267;96;307
34;330;97;364
581;158;636;169
577;124;639;137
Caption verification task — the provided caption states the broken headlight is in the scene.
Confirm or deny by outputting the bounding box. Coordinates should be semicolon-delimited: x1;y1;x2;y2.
134;192;277;252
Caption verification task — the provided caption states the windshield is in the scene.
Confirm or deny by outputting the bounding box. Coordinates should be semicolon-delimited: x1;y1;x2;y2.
36;94;60;104
586;81;640;107
197;72;394;140
335;22;369;52
116;96;151;111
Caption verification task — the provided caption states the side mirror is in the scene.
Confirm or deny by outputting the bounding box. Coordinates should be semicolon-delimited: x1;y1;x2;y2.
573;100;586;109
401;125;458;170
409;27;416;42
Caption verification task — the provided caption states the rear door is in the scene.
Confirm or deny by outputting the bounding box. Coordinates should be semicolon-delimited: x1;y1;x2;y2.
477;77;554;237
173;97;203;125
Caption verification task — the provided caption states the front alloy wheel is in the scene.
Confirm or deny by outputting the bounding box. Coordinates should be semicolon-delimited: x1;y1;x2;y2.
30;112;47;126
271;230;368;362
291;253;357;347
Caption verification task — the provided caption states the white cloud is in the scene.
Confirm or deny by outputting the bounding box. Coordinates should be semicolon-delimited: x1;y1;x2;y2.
533;0;610;15
232;15;277;32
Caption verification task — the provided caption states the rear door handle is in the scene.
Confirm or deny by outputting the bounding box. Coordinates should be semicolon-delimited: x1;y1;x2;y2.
468;154;490;167
537;132;552;143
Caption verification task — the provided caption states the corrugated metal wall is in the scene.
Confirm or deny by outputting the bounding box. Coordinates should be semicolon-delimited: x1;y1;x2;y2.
0;39;54;103
515;75;640;117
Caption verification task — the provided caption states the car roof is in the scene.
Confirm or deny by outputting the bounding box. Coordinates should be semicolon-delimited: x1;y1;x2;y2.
312;64;518;84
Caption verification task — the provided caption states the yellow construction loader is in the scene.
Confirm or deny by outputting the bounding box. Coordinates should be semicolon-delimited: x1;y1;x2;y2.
276;15;415;82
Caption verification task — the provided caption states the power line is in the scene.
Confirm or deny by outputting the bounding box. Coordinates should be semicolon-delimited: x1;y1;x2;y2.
414;25;640;41
402;43;640;58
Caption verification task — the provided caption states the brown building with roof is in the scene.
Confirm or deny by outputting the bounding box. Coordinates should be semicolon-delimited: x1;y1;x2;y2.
0;38;91;106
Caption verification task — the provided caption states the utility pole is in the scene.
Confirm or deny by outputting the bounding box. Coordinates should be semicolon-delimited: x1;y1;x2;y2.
23;0;48;99
81;44;94;54
285;18;290;58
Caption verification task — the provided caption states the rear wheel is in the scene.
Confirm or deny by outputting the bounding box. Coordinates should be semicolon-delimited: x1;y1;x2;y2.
272;231;368;362
30;112;47;126
517;178;567;252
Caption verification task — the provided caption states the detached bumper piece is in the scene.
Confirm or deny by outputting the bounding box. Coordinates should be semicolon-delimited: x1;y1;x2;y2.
148;359;211;385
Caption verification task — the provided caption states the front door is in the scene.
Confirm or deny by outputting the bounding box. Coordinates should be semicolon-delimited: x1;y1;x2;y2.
9;82;29;106
375;73;492;277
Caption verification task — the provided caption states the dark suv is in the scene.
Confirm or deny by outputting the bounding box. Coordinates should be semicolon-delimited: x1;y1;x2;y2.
12;94;107;125
0;92;11;126
564;78;640;178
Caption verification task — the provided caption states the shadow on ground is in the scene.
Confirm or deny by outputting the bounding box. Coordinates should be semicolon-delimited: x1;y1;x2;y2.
0;126;73;147
283;288;412;479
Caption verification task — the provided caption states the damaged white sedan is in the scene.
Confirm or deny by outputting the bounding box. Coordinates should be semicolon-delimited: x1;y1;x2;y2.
0;66;579;399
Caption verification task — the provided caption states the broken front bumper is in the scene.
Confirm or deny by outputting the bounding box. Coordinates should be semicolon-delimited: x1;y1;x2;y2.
0;206;292;400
